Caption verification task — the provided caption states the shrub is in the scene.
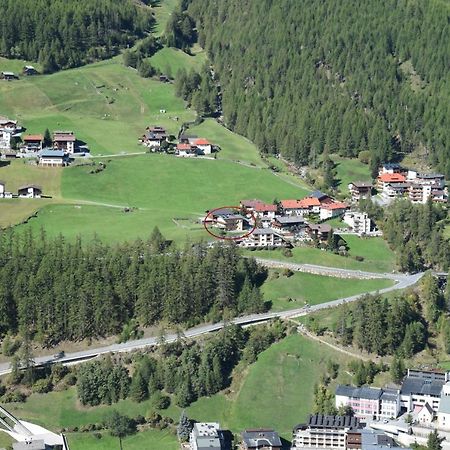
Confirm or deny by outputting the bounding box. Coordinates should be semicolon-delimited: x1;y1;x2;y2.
2;390;26;403
358;150;370;164
32;378;53;394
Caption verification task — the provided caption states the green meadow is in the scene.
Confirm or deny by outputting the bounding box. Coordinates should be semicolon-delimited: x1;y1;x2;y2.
149;46;207;76
262;271;393;311
333;155;372;192
15;154;308;242
246;236;396;273
0;57;195;156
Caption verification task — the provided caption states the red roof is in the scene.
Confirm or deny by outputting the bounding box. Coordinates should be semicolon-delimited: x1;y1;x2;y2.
241;199;264;208
280;199;303;209
255;203;277;212
24;134;43;141
322;201;348;210
378;173;406;183
177;143;192;150
194;138;211;145
53;134;76;142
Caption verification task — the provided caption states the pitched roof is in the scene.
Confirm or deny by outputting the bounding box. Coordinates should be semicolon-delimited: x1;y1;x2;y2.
254;203;277;212
400;377;444;397
308;223;332;233
378;173;406;183
335;385;382;400
275;216;305;224
39;149;65;158
53;133;76;142
310;190;329;200
240;199;264;208
177;143;193;150
18;184;42;191
280;199;304;209
241;429;282;447
350;181;372;188
322;201;348;210
194;138;211;145
23;134;43;141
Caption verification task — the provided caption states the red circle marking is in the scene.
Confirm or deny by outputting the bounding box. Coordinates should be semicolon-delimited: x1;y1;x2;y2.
203;205;257;241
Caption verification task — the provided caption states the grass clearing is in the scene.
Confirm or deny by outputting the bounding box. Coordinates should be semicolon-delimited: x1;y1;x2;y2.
0;56;41;74
189;119;265;167
332;155;372;193
262;271;393;311
245;237;396;273
149;46;206;76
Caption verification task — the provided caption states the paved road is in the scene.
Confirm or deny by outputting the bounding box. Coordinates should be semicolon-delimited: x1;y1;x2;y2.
0;268;424;376
254;257;405;280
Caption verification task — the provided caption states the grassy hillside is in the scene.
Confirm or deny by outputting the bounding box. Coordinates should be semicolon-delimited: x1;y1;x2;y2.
149;46;206;76
187;334;357;439
333;155;372;192
13;154;307;241
262;271;393;311
4;334;357;445
244;236;396;273
0;58;195;156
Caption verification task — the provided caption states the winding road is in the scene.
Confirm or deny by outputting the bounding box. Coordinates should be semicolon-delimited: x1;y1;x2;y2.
0;262;425;376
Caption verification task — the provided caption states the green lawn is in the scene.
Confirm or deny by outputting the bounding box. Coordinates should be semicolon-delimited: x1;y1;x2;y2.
262;271;393;311
149;46;206;77
152;0;180;36
332;155;372;193
189;119;265;167
0;57;195;156
0;56;41;74
68;429;177;450
245;236;396;273
0;431;14;448
187;334;357;440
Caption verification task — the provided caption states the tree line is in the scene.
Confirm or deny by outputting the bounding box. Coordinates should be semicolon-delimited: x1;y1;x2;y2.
186;0;450;177
77;322;287;408
0;228;267;346
331;273;447;358
0;0;154;72
360;198;450;272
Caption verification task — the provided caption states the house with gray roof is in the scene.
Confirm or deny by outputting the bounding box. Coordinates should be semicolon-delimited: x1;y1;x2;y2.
437;382;450;430
190;422;229;450
399;369;448;413
240;429;282;449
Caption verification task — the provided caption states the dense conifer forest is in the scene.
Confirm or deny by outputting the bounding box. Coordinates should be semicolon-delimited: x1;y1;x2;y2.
187;0;450;176
0;229;267;346
0;0;154;72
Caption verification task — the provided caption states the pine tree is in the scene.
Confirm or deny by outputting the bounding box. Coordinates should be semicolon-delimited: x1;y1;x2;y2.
427;430;444;450
177;410;191;442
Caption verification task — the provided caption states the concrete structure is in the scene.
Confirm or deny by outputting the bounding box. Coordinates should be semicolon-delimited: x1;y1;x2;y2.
141;126;168;149
306;223;332;242
335;386;400;420
343;212;373;236
320;202;348;220
0;404;67;449
53;131;76;154
38;149;66;167
416;403;434;426
238;228;288;248
360;428;410;450
437;382;450;430
0;181;5;197
292;415;360;450
18;185;42;198
241;429;282;449
0;117;20;150
190;422;228;450
400;369;449;413
177;143;197;157
348;182;372;202
194;138;213;155
23;135;43;152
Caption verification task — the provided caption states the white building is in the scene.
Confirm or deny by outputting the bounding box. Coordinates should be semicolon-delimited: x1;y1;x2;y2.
18;185;42;198
193;138;213;155
400;369;448;413
319;202;347;220
292;415;360;450
335;386;400;420
238;228;288;248
38;149;66;167
0;181;5;197
343;211;373;236
190;422;227;450
437;382;450;430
